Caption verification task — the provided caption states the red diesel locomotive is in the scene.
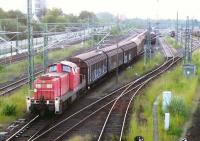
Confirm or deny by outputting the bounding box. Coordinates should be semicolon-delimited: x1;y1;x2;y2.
27;61;85;114
26;31;147;114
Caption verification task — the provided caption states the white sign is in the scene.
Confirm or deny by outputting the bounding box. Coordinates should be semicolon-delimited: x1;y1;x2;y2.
162;91;172;111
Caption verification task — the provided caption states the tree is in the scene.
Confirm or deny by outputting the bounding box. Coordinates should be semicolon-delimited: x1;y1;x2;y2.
0;8;7;18
7;10;25;19
79;11;97;22
47;8;63;17
96;12;115;23
65;14;78;23
42;8;66;23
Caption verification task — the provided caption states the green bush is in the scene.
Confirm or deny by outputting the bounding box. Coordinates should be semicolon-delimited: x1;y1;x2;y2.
0;65;4;72
167;126;182;136
168;96;188;117
0;99;3;107
110;27;121;36
2;104;16;116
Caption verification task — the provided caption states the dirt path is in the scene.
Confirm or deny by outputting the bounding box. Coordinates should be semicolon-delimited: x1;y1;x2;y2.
185;102;200;141
185;87;200;141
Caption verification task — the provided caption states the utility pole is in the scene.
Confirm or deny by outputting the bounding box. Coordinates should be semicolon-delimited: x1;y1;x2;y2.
16;16;19;54
145;20;152;65
92;18;95;47
156;0;160;48
27;0;34;89
116;15;120;84
180;24;183;45
176;11;179;42
43;24;48;69
82;23;85;47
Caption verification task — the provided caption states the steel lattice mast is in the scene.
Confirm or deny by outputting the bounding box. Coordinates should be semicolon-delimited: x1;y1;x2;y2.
27;0;34;89
184;16;192;64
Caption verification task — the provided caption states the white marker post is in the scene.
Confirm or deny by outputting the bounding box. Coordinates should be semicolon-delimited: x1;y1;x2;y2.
164;113;170;130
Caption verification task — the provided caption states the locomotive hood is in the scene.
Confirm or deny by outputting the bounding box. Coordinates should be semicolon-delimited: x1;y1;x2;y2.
38;73;64;80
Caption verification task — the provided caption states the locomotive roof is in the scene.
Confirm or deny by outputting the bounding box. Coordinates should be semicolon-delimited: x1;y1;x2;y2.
60;61;78;68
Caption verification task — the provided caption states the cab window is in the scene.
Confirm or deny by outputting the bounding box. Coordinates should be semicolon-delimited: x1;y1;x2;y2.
49;65;57;72
62;65;71;72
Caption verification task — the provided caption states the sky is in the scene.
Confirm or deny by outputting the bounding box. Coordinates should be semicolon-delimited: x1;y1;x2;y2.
0;0;200;20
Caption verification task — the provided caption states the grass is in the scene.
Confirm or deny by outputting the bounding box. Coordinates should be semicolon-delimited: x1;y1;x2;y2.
126;50;200;141
119;52;164;82
0;61;28;83
68;134;92;141
48;41;91;62
126;95;154;141
165;36;182;49
0;40;92;84
0;86;28;130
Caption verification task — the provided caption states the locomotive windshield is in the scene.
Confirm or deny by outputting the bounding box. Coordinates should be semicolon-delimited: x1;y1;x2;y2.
62;65;71;72
49;65;57;72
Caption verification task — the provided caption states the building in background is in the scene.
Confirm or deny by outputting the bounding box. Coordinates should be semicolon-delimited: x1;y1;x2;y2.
34;0;46;17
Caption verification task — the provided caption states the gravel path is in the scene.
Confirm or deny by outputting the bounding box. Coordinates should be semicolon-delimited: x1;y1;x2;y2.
185;101;200;141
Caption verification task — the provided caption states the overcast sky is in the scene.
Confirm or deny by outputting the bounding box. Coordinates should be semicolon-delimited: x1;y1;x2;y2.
0;0;199;20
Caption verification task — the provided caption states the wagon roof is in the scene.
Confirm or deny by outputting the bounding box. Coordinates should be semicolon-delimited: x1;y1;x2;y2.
101;44;123;52
120;41;137;50
73;50;106;61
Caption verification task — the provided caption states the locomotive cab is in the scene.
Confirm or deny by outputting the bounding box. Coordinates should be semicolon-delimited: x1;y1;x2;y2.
27;61;85;114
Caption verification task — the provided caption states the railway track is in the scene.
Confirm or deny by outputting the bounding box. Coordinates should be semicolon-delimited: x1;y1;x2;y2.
5;38;178;141
97;39;177;141
5;38;200;141
0;70;43;96
5;115;40;141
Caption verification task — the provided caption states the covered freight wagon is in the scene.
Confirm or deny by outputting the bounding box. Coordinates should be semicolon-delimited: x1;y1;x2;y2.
71;50;108;87
119;41;137;64
102;45;124;72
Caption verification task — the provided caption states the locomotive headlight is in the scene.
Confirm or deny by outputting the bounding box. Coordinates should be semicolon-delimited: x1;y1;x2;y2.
47;84;53;88
33;89;37;92
35;84;41;88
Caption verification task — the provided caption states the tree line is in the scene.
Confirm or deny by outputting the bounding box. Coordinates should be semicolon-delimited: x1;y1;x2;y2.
0;8;115;40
